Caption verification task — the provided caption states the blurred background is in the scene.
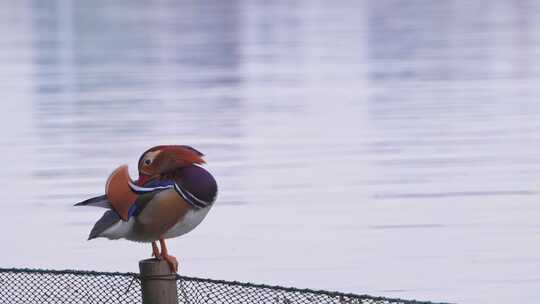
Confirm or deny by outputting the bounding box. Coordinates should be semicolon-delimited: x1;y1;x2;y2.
2;1;540;303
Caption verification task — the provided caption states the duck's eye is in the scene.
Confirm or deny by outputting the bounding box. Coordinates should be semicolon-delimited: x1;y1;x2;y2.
144;159;152;166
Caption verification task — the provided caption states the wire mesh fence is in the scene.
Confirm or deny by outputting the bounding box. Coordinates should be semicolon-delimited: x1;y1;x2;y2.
0;267;446;304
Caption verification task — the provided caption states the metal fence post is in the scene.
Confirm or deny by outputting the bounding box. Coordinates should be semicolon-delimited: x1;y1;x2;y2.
139;258;179;304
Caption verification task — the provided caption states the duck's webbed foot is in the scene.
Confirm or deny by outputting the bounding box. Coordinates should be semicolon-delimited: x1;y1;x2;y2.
163;254;178;273
159;238;179;273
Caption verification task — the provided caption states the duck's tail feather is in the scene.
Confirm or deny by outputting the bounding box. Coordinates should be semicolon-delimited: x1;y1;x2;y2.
88;210;122;240
75;195;111;209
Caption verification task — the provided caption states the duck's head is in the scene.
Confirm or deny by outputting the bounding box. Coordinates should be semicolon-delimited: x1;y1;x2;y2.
136;145;205;186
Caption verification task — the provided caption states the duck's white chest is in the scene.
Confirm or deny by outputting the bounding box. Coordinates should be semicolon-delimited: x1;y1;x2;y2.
163;206;212;239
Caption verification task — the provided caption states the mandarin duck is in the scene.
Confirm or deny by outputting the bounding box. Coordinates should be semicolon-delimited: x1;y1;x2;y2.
75;145;218;272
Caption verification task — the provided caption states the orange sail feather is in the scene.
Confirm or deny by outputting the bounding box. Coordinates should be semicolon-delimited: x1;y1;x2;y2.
105;165;138;221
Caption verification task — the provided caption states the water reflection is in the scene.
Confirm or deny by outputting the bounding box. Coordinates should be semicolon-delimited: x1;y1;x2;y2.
365;0;540;203
29;1;247;203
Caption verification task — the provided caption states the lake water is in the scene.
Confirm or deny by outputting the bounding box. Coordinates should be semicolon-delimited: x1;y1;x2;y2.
2;1;540;303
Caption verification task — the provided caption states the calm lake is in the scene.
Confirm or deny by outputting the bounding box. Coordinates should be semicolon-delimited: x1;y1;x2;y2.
2;1;540;303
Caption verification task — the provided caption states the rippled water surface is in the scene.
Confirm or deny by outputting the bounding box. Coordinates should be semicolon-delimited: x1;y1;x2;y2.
2;1;540;303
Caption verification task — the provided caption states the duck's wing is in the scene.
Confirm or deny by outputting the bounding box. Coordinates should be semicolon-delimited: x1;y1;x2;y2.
86;192;161;241
75;194;111;208
88;210;121;240
126;191;160;218
74;165;137;219
75;165;174;220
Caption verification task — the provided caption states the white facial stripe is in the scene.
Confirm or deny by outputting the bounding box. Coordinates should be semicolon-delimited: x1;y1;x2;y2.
142;150;162;165
139;150;163;174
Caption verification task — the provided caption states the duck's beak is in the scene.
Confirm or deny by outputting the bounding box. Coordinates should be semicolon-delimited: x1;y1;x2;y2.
137;173;151;186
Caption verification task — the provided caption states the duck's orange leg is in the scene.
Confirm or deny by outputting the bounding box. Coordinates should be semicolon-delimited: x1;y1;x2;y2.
151;241;161;258
159;238;178;273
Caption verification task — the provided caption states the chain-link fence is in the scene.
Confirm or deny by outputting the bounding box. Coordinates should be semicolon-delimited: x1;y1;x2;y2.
0;268;447;304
